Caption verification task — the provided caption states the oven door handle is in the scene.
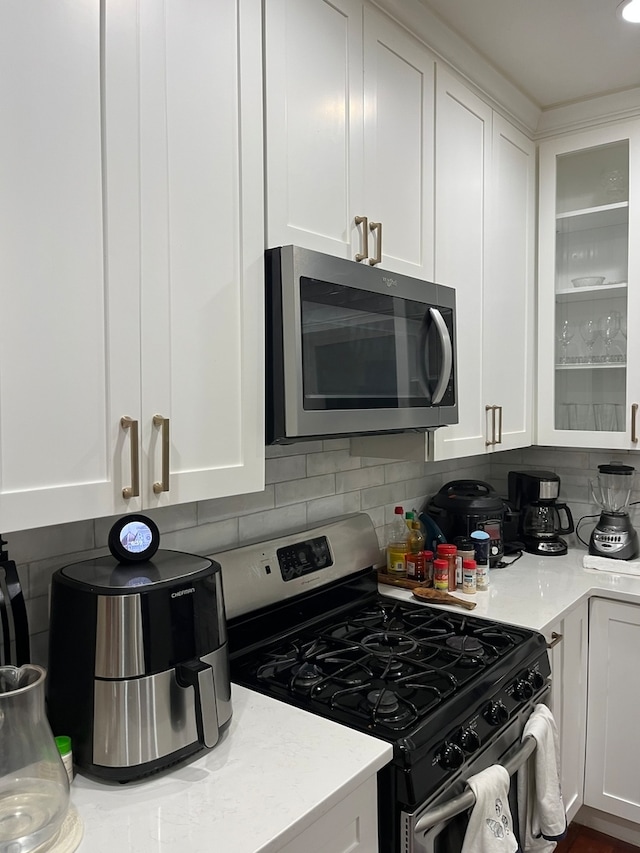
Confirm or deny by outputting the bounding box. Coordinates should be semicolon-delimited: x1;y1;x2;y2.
414;735;536;834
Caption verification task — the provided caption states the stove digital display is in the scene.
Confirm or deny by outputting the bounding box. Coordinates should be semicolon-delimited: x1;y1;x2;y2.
276;536;333;581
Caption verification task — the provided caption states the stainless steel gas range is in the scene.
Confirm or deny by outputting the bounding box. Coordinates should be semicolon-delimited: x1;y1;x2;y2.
213;513;551;853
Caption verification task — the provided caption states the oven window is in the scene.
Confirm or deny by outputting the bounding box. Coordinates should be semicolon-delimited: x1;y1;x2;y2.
299;277;449;411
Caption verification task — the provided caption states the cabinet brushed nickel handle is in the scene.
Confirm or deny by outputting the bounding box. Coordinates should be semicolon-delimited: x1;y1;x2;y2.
369;221;382;266
496;405;503;444
633;403;638;444
547;631;563;649
153;414;170;494
121;416;140;499
485;405;497;446
354;215;368;262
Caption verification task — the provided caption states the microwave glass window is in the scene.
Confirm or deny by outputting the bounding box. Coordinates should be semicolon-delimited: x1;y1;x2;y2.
299;277;451;410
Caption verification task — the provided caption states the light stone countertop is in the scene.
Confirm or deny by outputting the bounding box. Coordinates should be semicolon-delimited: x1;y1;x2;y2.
68;547;640;852
377;546;640;631
70;685;392;853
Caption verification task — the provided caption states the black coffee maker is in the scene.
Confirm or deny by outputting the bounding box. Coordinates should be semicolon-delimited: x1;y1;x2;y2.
508;470;574;556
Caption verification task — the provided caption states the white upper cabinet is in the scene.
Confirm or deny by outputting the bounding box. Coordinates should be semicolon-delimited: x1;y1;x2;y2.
537;122;640;450
136;0;265;509
264;0;435;279
431;71;535;461
0;0;264;532
0;1;136;531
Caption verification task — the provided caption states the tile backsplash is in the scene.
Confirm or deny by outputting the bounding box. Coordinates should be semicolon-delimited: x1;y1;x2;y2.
7;440;639;664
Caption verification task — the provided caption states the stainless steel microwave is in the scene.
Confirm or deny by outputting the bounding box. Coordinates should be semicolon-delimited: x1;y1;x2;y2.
266;245;457;444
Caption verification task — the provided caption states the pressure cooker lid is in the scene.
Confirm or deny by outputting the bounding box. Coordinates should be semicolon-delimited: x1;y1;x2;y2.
58;549;215;591
429;480;505;514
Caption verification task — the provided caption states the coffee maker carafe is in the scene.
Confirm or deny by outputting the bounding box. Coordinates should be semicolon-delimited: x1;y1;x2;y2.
589;463;639;560
508;470;574;556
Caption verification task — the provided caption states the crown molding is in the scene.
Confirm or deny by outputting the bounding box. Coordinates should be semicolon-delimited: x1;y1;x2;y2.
536;87;640;138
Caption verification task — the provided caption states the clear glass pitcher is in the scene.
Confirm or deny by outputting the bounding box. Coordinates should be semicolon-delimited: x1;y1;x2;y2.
0;665;69;853
590;463;636;514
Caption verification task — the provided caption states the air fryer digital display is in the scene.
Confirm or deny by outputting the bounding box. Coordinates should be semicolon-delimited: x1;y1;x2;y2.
108;514;160;563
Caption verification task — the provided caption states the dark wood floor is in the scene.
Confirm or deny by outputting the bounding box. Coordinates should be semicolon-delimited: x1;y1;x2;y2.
555;824;640;852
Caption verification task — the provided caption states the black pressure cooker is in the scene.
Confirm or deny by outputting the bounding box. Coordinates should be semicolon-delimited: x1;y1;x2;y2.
422;480;517;566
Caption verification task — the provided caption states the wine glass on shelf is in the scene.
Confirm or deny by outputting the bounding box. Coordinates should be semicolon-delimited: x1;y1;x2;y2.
579;319;600;363
556;320;575;364
598;311;622;362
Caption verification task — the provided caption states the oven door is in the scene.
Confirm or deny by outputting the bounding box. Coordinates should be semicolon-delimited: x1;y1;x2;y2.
403;691;550;853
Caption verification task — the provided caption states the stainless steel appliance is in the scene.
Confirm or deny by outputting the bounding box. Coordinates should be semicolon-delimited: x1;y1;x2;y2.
0;542;30;667
266;245;457;444
422;480;517;565
214;514;551;853
508;470;574;556
47;550;232;782
589;463;639;559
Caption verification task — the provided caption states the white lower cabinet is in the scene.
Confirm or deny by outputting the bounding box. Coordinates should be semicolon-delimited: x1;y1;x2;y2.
584;598;640;823
546;601;588;824
279;776;379;853
0;0;264;532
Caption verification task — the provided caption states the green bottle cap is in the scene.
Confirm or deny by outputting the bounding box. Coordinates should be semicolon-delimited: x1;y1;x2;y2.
55;735;71;755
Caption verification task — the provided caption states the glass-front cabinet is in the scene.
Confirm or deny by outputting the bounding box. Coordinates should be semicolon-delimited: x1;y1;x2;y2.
538;123;640;449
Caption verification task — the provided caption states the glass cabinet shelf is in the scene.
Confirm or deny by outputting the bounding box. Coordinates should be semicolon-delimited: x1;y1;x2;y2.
556;202;628;233
556;282;627;302
555;362;626;370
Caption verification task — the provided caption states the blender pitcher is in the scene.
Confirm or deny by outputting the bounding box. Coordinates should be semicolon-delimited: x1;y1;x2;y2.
0;665;69;853
590;463;636;513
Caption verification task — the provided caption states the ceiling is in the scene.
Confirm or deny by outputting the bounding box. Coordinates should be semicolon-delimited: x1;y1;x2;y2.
418;0;640;109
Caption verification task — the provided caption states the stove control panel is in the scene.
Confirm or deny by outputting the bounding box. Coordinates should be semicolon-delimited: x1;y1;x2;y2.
276;536;333;581
484;700;509;727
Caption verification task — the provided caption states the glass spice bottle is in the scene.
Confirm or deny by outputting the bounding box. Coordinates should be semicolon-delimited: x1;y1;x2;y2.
436;543;457;592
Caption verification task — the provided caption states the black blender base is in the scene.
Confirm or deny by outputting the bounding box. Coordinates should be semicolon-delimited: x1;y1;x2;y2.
589;512;639;560
523;536;568;556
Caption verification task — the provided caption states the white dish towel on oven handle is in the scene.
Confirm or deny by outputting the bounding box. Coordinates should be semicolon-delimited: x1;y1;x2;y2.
517;704;567;853
461;764;519;853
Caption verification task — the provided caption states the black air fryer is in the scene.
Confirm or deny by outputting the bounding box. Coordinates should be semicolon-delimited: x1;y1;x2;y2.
422;480;514;565
47;548;232;782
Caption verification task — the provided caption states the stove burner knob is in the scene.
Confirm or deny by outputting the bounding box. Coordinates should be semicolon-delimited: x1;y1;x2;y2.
459;728;481;754
484;700;509;727
514;679;534;701
526;669;545;691
439;742;465;770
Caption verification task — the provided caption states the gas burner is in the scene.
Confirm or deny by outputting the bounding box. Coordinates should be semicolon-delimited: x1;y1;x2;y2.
291;662;324;690
445;635;485;655
369;654;414;679
367;688;400;715
361;631;418;658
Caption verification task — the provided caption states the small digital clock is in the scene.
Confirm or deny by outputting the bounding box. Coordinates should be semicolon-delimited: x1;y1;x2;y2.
108;514;160;563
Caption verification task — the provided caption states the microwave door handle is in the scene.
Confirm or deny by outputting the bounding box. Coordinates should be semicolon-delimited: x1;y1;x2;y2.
414;736;537;835
427;307;453;404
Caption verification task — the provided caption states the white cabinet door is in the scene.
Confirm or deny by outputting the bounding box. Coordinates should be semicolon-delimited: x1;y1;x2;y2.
264;0;365;260
0;1;140;531
537;122;640;450
483;116;535;452
546;602;588;824
362;6;435;280
137;0;265;509
431;68;492;460
584;598;640;822
278;776;379;853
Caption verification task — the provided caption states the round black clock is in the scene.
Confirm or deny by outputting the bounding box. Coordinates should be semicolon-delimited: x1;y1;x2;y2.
108;514;160;563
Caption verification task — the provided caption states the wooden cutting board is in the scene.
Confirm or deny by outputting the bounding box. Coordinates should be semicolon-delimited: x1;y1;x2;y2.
377;571;477;610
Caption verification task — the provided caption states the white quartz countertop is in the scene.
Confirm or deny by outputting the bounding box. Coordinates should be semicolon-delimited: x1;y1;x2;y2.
378;546;640;631
70;685;392;853
68;546;640;852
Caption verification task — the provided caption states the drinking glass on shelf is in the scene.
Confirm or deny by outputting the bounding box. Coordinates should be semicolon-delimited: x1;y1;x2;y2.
598;311;621;361
579;319;600;363
556;320;575;364
621;314;627;340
